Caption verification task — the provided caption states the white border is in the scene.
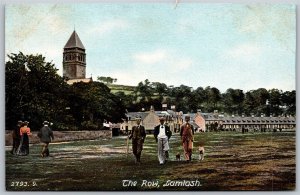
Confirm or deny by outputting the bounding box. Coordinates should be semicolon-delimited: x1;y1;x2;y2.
0;0;298;195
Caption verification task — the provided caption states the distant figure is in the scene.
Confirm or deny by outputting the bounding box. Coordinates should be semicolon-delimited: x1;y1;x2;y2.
180;115;194;162
18;121;31;155
176;153;181;161
128;117;146;164
38;121;54;157
10;120;22;155
154;117;172;165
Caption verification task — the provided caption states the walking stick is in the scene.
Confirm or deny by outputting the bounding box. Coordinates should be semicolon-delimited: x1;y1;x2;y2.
126;136;129;157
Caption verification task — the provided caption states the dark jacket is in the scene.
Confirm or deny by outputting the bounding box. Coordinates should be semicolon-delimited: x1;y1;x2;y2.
129;125;146;141
154;125;172;142
38;126;54;143
12;125;21;140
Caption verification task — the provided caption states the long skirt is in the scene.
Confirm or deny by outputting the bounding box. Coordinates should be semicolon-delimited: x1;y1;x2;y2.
18;134;29;155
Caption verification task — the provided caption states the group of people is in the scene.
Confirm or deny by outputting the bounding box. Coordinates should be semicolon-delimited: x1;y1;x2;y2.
128;115;195;165
10;120;54;157
11;120;31;156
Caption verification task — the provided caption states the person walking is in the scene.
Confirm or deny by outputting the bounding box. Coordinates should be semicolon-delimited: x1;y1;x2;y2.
180;115;194;162
10;120;22;155
154;117;172;165
38;121;54;157
18;121;31;155
128;117;146;164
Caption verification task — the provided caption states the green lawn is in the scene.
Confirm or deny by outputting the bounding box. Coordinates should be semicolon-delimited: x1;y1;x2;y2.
6;132;295;191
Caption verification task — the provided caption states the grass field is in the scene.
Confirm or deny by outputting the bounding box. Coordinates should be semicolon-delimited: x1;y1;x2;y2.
6;131;295;191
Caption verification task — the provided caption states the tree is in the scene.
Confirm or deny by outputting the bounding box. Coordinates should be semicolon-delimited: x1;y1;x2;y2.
281;90;296;116
97;76;117;84
5;52;70;130
69;82;126;129
268;89;283;116
134;79;154;102
223;88;244;115
204;86;221;112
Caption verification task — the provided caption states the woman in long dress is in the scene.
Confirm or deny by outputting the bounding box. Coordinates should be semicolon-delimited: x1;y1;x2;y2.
18;121;31;155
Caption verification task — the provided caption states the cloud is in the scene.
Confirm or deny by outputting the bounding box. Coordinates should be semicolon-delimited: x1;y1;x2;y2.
88;19;129;36
133;49;167;64
100;49;195;87
132;49;193;72
223;43;263;60
44;14;69;34
232;4;295;52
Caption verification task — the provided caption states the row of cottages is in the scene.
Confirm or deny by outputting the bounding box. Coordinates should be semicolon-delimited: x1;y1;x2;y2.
195;113;296;132
120;108;296;134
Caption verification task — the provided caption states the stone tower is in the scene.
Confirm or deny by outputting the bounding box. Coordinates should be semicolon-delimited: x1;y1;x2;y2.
63;31;86;79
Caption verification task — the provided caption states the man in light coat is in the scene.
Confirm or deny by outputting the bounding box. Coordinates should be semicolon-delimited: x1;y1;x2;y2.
154;117;172;165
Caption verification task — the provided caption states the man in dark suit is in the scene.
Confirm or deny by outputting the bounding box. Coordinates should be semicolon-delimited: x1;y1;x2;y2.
154;116;172;165
10;120;22;155
38;121;54;157
128;117;146;164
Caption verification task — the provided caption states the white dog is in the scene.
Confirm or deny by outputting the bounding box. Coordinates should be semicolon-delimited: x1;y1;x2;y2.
198;146;205;161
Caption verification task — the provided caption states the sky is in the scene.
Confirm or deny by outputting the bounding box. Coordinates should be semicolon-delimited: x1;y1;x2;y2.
5;3;296;92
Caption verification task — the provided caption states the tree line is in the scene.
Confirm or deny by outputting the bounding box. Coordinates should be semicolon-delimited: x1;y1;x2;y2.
5;52;296;131
117;79;295;117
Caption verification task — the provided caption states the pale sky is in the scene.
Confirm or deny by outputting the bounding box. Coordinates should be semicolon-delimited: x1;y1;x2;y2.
5;3;296;92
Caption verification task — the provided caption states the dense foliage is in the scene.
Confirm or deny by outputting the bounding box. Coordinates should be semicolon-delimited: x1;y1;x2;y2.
5;52;126;130
6;52;295;130
114;80;295;117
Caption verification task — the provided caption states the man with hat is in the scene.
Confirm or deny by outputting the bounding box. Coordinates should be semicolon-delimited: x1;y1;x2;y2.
128;117;146;164
10;120;22;155
154;116;172;165
180;115;195;162
38;121;54;157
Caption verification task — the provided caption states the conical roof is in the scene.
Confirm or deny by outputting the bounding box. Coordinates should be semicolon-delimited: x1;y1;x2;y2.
64;31;85;49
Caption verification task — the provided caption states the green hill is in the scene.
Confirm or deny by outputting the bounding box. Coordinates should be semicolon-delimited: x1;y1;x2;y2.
107;84;136;95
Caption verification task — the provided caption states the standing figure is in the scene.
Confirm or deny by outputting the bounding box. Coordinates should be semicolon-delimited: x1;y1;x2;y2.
128;117;146;164
38;121;54;157
180;115;194;162
10;120;22;155
18;121;31;155
154;117;172;165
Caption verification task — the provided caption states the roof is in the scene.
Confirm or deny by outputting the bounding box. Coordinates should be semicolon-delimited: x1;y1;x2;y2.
66;78;92;85
125;112;149;120
221;116;296;124
64;31;85;49
200;113;223;121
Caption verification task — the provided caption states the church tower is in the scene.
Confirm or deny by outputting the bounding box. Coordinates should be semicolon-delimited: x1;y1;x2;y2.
63;30;86;79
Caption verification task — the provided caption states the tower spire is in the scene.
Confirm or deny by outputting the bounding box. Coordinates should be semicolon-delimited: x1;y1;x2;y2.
63;30;86;79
